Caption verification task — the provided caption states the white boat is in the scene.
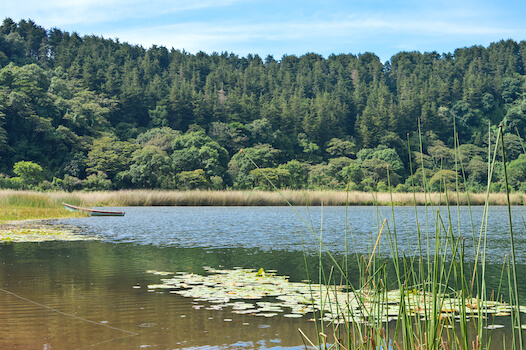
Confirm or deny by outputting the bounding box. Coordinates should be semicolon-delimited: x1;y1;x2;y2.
62;202;125;216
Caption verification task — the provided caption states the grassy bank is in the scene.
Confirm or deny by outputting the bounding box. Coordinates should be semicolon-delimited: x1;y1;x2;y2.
1;189;525;214
0;191;86;223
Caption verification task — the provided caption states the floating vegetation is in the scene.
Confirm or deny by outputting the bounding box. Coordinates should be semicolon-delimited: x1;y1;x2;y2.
146;270;174;276
138;323;157;328
0;225;98;243
146;267;524;324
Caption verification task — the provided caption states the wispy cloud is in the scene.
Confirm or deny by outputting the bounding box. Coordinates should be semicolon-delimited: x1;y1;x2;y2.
2;0;524;61
2;0;247;26
109;14;521;49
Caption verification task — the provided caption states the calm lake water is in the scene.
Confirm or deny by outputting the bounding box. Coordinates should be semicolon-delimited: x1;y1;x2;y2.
1;205;526;349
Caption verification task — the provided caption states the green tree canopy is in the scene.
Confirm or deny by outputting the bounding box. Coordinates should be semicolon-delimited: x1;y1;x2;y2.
13;160;42;186
86;135;139;181
118;145;174;189
228;144;280;189
172;130;229;178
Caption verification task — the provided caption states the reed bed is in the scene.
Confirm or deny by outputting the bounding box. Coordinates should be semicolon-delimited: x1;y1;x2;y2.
288;125;526;350
1;189;524;209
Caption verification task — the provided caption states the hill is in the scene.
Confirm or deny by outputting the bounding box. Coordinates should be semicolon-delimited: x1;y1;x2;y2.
0;18;525;192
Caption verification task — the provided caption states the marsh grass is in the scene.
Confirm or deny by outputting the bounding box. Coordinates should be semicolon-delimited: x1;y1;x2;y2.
0;189;524;211
240;126;525;350
0;206;83;222
0;191;85;222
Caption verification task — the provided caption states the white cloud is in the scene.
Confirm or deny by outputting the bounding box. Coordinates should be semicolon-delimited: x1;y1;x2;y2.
1;0;247;26
2;0;524;60
107;14;521;50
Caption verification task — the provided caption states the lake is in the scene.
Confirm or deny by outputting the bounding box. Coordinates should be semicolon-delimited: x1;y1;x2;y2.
1;205;526;349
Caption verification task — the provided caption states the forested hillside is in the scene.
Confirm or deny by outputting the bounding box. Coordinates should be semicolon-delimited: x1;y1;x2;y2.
0;18;525;192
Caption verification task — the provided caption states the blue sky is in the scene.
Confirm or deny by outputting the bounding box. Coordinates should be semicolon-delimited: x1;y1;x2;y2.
2;0;526;62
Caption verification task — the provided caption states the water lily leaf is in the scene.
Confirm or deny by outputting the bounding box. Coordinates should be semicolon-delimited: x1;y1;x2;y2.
484;324;505;329
146;266;526;326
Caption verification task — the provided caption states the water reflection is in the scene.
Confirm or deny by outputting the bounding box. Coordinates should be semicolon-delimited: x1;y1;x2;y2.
2;205;526;349
0;242;319;349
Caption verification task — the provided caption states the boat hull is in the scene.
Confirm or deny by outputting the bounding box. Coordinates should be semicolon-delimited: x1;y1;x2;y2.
62;202;125;216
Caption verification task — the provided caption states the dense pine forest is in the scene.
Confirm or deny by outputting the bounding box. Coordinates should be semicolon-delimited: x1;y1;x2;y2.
0;18;525;192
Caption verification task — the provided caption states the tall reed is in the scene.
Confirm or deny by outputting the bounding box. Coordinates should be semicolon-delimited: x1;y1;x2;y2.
241;124;525;350
0;189;523;208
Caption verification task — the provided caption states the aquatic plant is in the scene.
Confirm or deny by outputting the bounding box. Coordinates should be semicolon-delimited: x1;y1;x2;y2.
231;124;526;349
145;267;525;326
0;225;98;242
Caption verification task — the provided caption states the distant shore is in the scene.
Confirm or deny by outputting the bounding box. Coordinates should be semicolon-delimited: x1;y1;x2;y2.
1;189;524;243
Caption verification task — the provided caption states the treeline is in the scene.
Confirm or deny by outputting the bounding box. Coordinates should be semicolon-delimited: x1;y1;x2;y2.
0;18;526;192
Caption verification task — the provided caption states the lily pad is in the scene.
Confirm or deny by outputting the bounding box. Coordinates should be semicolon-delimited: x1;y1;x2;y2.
145;267;526;326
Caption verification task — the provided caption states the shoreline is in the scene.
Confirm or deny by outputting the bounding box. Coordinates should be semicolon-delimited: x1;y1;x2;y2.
1;188;525;242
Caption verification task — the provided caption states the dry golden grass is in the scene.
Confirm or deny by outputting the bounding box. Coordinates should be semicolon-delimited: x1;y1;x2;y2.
1;189;524;211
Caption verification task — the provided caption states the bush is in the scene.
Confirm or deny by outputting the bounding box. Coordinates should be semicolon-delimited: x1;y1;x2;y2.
13;161;43;187
0;173;12;189
394;183;410;193
209;176;224;190
62;175;83;192
376;181;388;192
176;169;209;190
9;177;23;189
83;172;112;191
250;168;291;190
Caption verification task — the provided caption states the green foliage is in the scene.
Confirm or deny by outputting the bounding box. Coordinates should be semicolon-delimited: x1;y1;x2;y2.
83;171;112;191
507;154;526;189
325;138;356;158
136;127;181;152
308;164;342;189
119;145;174;189
501;77;522;103
250;168;291;190
0;173;11;188
503;103;526;133
297;132;320;162
278;160;310;190
0;18;525;192
357;145;404;177
176;169;209;190
341;162;364;185
428;169;461;192
426;139;455;170
228;145;280;189
361;159;398;186
466;156;488;185
13;160;42;187
87;136;139;182
172;130;229;178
